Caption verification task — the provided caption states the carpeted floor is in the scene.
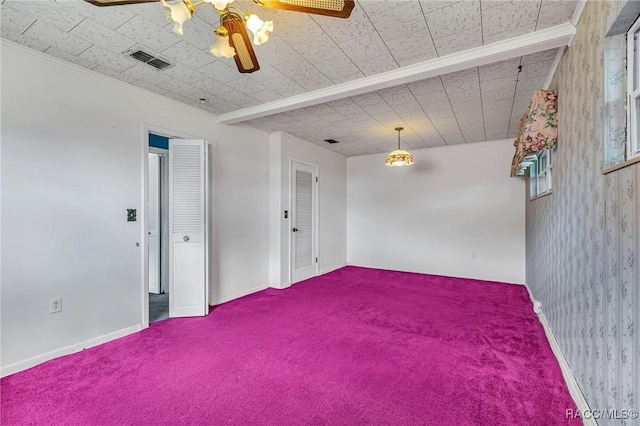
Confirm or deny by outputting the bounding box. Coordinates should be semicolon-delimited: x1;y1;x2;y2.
149;293;169;323
1;267;579;425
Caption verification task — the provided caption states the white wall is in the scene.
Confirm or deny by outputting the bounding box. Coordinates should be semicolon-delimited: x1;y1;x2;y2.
269;132;347;288
347;139;526;284
0;42;270;373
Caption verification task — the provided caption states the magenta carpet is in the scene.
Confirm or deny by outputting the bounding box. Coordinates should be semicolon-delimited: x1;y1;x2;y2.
1;267;579;425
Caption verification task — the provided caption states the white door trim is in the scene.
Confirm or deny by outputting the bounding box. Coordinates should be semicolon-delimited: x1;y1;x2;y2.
140;124;204;328
288;158;319;284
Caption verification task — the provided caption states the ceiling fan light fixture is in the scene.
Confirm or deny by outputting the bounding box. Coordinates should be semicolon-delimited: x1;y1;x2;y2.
244;12;273;45
223;13;260;73
385;127;414;167
204;0;234;11
210;26;236;58
161;0;194;35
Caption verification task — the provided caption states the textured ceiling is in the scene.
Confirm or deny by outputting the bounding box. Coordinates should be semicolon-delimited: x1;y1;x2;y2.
1;0;578;155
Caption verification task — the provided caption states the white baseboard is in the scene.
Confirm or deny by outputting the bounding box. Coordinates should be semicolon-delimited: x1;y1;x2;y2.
213;284;270;305
523;284;596;426
0;324;144;378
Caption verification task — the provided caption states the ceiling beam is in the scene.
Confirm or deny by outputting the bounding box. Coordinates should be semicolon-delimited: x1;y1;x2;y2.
217;22;576;125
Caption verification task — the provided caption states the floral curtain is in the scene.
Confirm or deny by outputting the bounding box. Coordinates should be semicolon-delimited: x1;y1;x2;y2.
510;89;558;177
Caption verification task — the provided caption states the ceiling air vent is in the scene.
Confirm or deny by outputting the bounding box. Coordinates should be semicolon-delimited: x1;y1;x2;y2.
127;48;172;70
324;139;339;144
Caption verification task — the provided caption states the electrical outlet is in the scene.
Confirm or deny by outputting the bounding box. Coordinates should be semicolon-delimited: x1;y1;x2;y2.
49;297;62;314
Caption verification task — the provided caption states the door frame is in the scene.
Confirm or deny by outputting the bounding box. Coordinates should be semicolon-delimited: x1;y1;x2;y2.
141;124;209;328
288;158;319;284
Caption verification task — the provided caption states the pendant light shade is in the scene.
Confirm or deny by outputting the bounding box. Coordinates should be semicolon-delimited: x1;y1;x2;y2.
161;0;194;35
385;127;414;167
210;26;236;58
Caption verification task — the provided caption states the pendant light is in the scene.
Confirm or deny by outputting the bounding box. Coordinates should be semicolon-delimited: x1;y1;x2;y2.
385;127;414;167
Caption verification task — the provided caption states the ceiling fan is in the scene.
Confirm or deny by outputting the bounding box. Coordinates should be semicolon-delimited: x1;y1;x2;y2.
85;0;355;74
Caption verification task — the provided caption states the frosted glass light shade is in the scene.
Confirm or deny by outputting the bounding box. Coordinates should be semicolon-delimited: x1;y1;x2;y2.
161;0;193;35
244;13;273;45
384;149;414;167
210;27;236;58
204;0;234;11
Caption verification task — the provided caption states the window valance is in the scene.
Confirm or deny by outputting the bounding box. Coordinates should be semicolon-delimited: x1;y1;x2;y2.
510;89;558;177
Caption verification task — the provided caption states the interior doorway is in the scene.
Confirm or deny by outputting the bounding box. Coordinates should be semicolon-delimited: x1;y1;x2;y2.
148;134;170;323
290;160;318;284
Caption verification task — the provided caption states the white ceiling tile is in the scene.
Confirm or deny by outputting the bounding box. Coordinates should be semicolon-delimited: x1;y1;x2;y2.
478;58;521;83
482;0;540;37
481;86;516;103
0;5;35;35
45;46;96;70
480;75;518;93
425;0;481;39
360;0;414;16
333;102;366;115
380;91;416;106
296;72;333;91
176;16;216;51
131;79;167;95
519;59;553;80
362;102;396;115
272;13;326;46
3;1;85;32
433;26;482;56
162;40;214;69
70;19;136;54
521;48;557;65
123;63;173;85
1;31;50;51
162;78;201;96
339;32;391;64
407;77;445;96
311;6;376;43
355;51;399;76
222;90;260;107
483;21;537;45
351;92;386;107
385;29;437;65
23;20;91;56
78;44;136;72
161;63;208;85
419;1;458;14
243;62;283;82
248;88;282;103
226;78;268;96
441;67;478;83
536;0;578;30
197;59;240;83
292;35;348;66
368;2;427;41
125;3;170;28
331;71;366;84
260;75;305;96
116;15;182;53
93;65;137;83
59;1;135;30
416;92;451;113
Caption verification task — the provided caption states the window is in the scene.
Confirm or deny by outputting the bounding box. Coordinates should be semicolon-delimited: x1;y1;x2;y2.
627;16;640;160
529;149;553;199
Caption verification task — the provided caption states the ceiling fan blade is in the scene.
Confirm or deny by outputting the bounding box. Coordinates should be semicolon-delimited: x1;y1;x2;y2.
84;0;159;6
222;13;261;73
253;0;355;18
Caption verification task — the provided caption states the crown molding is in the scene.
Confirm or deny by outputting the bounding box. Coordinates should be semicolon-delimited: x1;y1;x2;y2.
218;22;577;125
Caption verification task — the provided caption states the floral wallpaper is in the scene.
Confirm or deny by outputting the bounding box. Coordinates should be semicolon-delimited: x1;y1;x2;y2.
526;1;639;425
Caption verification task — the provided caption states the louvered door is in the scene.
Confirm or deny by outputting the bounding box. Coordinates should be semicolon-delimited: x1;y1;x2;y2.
168;139;208;317
291;161;317;284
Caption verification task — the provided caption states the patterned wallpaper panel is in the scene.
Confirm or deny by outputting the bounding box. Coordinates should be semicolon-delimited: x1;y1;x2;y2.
526;1;639;425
